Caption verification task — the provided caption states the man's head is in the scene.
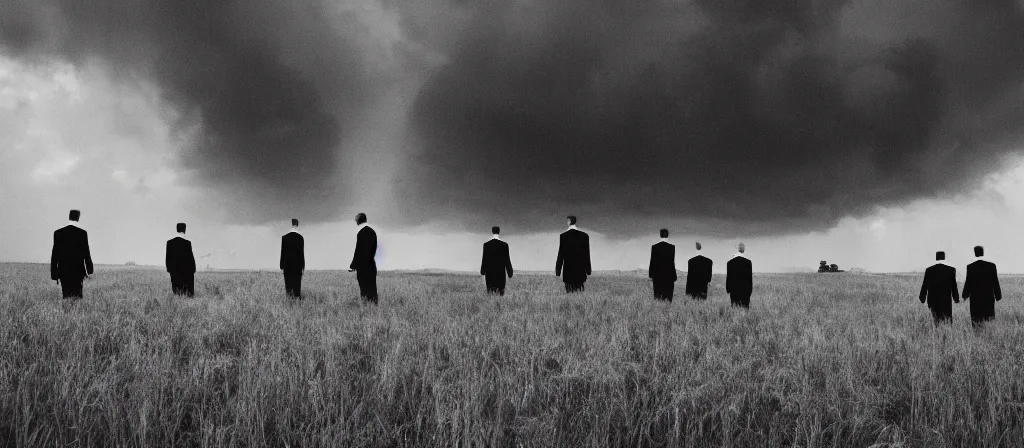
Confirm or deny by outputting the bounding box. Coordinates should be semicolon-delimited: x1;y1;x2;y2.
936;251;946;261
695;242;702;251
291;218;299;227
492;226;500;235
176;223;186;233
69;210;81;222
566;215;577;226
737;243;745;253
974;246;984;257
659;228;668;238
355;213;367;225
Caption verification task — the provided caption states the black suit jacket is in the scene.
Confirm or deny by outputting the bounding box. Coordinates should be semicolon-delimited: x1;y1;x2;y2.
350;226;377;272
51;225;94;280
165;237;196;276
726;256;752;296
280;232;305;272
648;242;677;282
963;259;1000;318
919;263;959;311
685;255;713;294
556;229;591;284
481;239;513;284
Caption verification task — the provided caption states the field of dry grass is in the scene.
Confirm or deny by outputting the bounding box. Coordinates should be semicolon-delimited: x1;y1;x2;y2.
1;263;1024;447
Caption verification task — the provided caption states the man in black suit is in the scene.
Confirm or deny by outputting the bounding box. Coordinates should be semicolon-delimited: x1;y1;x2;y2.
648;229;677;301
165;223;196;297
280;218;305;299
50;209;94;299
685;241;713;300
350;212;378;304
726;243;753;308
481;226;514;295
919;251;959;325
962;246;1001;328
555;215;591;293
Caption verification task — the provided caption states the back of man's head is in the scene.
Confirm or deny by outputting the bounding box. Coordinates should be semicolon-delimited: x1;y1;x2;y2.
69;210;81;222
695;242;702;251
974;246;984;257
936;251;945;261
176;223;186;233
567;215;577;226
737;243;745;253
659;229;668;238
492;226;500;235
356;213;367;225
292;218;299;227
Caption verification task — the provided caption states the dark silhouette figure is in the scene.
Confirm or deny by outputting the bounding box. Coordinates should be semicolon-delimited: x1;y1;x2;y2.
726;243;752;308
685;241;713;300
280;219;305;299
165;223;196;297
555;216;591;293
50;209;94;299
919;251;959;325
963;246;1001;328
350;213;378;303
481;226;513;295
648;229;677;301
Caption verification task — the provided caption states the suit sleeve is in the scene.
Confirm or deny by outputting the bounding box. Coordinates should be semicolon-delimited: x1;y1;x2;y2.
280;236;286;271
187;241;196;273
670;247;677;282
706;260;713;285
349;233;360;270
50;232;59;280
950;269;959;303
962;267;972;300
584;235;592;276
919;270;929;303
725;262;732;294
993;265;1002;301
555;236;564;276
505;245;513;278
648;247;654;279
299;237;305;271
165;241;172;273
84;232;93;275
480;245;487;276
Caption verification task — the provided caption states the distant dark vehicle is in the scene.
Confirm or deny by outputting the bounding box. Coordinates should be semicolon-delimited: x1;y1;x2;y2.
818;261;844;273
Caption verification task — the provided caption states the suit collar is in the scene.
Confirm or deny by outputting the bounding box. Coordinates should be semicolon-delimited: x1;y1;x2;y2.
934;261;951;267
732;253;747;259
567;224;578;231
173;232;188;241
659;238;668;243
491;234;500;241
67;221;80;228
288;228;300;234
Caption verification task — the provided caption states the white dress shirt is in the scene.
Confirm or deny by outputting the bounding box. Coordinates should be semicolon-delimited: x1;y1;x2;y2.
492;234;501;240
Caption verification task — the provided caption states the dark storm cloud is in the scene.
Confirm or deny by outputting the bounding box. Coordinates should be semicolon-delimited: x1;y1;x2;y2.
0;0;378;223
402;0;1024;235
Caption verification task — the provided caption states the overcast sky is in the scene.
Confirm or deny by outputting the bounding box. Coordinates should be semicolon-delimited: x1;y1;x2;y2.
2;0;1023;273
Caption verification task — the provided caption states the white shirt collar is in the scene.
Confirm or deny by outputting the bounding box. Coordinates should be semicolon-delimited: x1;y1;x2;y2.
695;250;702;256
732;252;747;259
936;261;951;267
975;255;985;261
67;221;80;228
492;234;500;240
174;232;188;241
659;238;667;243
288;228;300;234
358;223;369;230
567;224;577;231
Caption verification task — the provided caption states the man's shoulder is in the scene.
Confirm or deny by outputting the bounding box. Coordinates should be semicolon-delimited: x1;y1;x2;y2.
969;260;995;268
